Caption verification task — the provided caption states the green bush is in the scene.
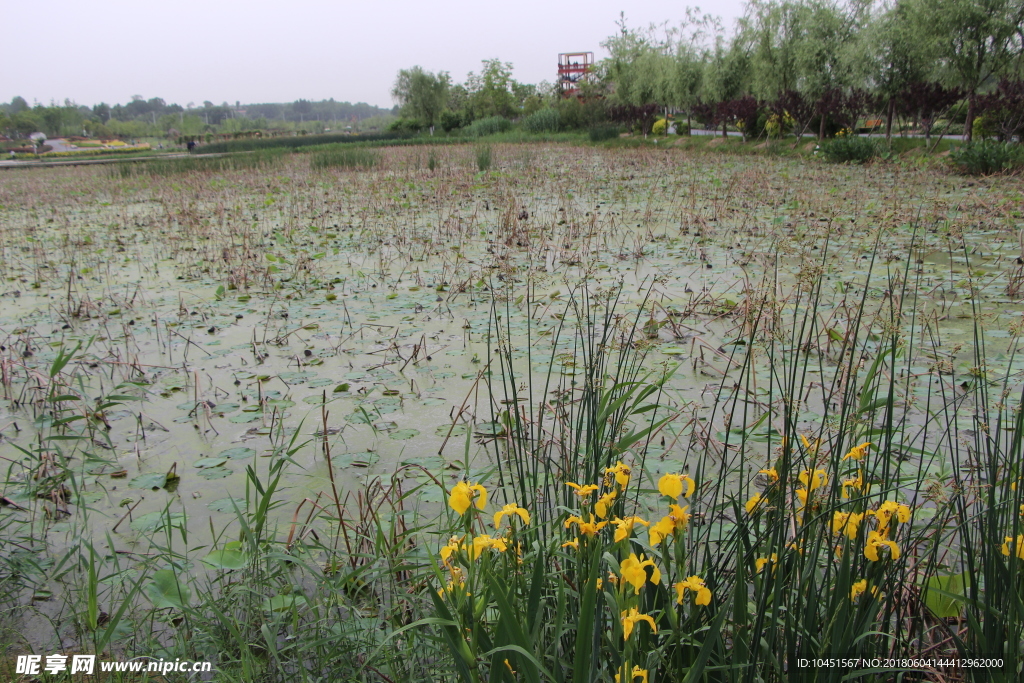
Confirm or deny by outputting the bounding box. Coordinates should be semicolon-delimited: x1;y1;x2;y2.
465;116;512;137
819;135;877;163
310;146;379;171
588;125;620;142
652;119;667;136
949;140;1024;175
440;110;463;133
522;108;561;134
388;118;423;133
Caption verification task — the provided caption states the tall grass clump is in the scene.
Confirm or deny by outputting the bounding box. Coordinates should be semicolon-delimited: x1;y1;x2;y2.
949;140;1024;175
465;116;512;138
310;146;379;171
475;145;492;172
420;245;1024;682
521;108;561;134
818;134;877;163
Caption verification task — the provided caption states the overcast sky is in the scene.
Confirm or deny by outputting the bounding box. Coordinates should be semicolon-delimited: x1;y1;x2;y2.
3;1;748;110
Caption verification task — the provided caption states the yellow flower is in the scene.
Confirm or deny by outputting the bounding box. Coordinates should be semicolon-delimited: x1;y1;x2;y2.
440;536;464;567
831;511;865;540
566;482;599;499
871;501;911;533
595;490;617;519
562;538;580;551
604;461;631;488
841;471;870;499
843;442;872;461
864;530;900;561
649;504;690;545
565;514;608;537
850;579;867;601
438;566;467;597
754;553;778;573
675;575;711;606
745;493;765;515
449;481;487;515
1002;535;1024;559
468;534;508;560
615;665;649;683
493;503;530;528
619;553;661;594
799;469;828;492
658;473;696;498
795;487;809;513
799;434;821;455
612;516;650;542
621;607;657;640
758;468;779;482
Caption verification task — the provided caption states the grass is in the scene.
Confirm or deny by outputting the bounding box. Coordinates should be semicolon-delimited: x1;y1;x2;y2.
1;143;1023;681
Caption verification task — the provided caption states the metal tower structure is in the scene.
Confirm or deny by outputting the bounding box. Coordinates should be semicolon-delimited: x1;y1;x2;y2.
558;52;594;97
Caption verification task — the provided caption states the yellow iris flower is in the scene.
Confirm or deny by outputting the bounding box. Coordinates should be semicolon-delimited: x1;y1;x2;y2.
831;511;865;540
745;493;765;515
843;442;872;461
864;530;900;561
841;471;870;499
758;467;779;482
754;553;778;573
870;501;911;533
658;472;696;498
675;575;712;606
493;503;530;529
468;534;508;560
620;607;657;640
612;516;649;542
1003;534;1024;559
449;481;487;515
649;504;690;545
566;482;599;499
604;461;631;488
565;514;608;536
619;553;661;594
595;490;617;519
799;468;828;492
614;665;649;683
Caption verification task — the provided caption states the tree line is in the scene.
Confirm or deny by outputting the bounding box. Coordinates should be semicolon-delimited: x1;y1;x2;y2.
0;95;393;141
393;0;1024;143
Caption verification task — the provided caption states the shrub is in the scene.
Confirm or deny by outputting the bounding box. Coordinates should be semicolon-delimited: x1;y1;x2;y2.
388;118;423;134
440;110;463;133
949;140;1024;175
465;116;512;137
971;115;994;141
522;108;561;134
819;135;877;163
588;125;620;142
651;119;667;136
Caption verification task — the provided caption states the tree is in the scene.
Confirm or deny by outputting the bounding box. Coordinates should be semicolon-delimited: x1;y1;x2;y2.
9;96;29;113
912;0;1024;140
868;1;936;144
464;59;519;119
392;67;450;134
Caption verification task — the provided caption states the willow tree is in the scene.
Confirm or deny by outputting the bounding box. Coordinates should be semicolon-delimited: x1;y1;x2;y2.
910;0;1024;140
391;66;450;135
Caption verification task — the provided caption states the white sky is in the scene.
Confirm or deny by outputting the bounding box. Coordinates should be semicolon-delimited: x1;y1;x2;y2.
3;1;747;109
